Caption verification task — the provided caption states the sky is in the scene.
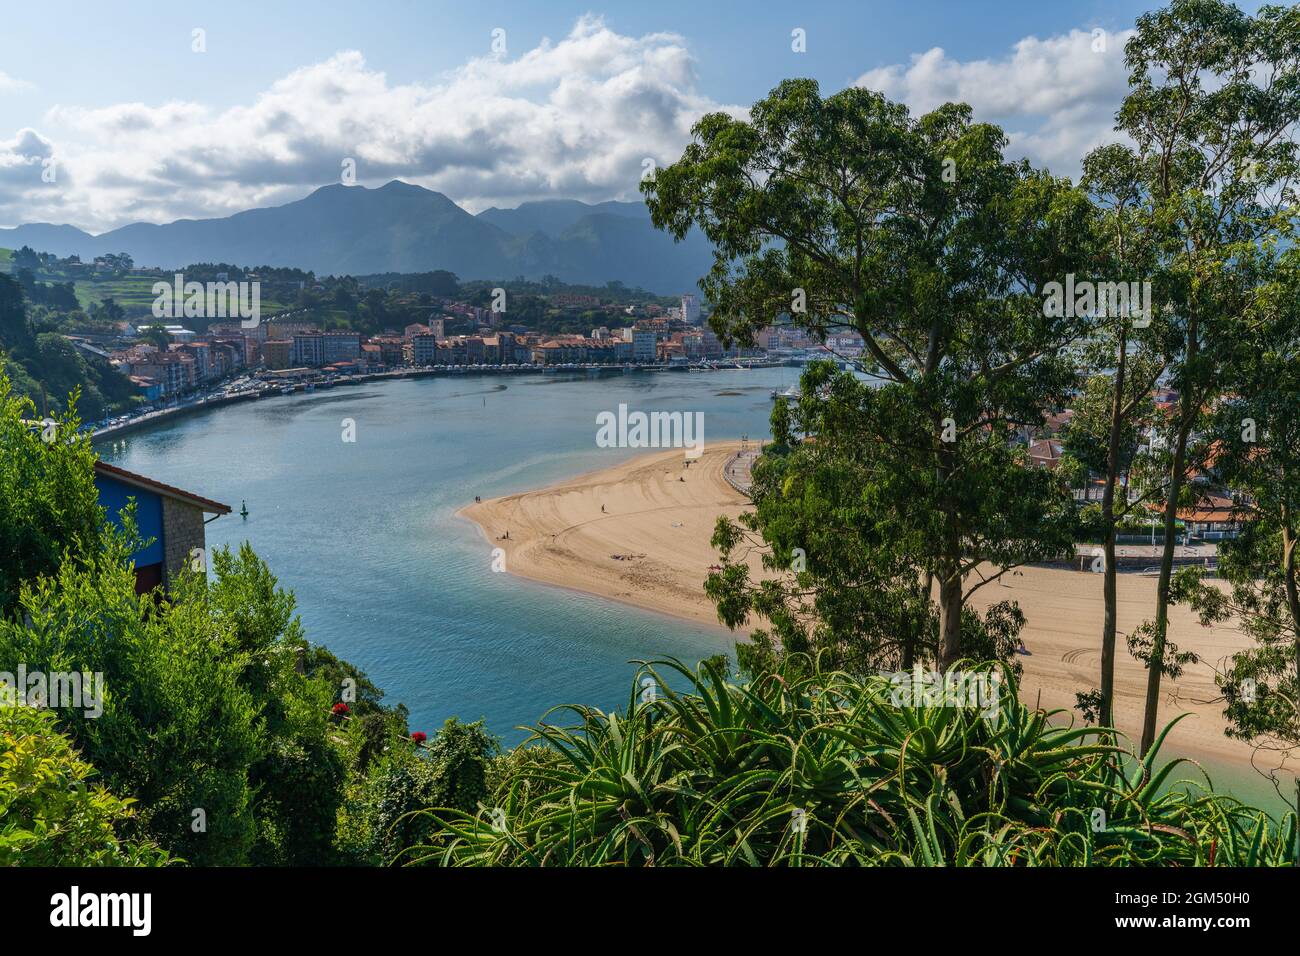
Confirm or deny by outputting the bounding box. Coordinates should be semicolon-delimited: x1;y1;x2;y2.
0;0;1268;233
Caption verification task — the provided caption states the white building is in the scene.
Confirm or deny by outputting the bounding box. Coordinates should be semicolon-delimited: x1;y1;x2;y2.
681;294;701;325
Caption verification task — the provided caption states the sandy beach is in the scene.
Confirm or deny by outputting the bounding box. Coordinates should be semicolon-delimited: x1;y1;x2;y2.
462;443;766;628
461;443;1297;782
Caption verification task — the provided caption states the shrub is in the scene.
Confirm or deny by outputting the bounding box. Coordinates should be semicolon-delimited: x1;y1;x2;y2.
0;704;169;866
412;657;1298;866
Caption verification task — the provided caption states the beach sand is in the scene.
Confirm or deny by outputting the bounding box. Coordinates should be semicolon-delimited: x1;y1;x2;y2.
460;442;1297;783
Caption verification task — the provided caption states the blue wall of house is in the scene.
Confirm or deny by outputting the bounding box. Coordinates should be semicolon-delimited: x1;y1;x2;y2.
94;476;165;566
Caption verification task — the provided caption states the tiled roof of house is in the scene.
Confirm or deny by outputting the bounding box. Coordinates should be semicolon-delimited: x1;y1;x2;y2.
94;461;231;514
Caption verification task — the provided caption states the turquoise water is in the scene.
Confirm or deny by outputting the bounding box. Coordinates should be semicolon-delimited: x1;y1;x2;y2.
96;366;1297;815
98;368;792;744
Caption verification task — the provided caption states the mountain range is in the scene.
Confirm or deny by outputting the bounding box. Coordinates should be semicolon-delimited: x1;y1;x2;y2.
0;181;715;295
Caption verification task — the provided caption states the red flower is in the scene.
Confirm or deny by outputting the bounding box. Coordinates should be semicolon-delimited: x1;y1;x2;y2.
332;702;350;716
411;731;427;744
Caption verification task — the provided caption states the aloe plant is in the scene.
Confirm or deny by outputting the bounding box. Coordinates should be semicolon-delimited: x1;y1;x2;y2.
408;657;1298;867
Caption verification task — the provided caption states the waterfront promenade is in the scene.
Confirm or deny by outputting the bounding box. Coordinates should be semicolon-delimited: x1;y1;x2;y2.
723;447;760;497
90;360;786;442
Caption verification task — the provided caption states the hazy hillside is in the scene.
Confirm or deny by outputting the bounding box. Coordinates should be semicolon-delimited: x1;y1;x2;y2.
0;183;714;294
476;198;646;235
0;223;98;259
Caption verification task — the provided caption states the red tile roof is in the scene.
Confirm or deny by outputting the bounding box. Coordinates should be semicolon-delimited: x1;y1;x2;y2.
94;461;231;514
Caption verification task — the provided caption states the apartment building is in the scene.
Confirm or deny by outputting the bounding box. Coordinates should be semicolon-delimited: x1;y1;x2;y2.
681;293;701;324
292;333;325;367
632;327;658;363
263;340;293;370
412;333;439;365
321;331;361;365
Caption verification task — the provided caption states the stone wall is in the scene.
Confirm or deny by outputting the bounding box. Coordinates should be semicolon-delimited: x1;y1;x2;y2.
161;498;206;585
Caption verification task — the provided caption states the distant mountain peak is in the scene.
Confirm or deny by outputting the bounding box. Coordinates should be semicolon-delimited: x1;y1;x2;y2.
0;183;709;294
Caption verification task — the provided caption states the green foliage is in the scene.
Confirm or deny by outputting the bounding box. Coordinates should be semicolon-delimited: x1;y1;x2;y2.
1178;339;1300;760
0;704;169;866
0;377;404;865
249;731;346;866
1108;0;1300;753
187;545;356;866
0;370;103;614
337;718;498;866
0;536;265;865
1060;373;1157;493
706;361;1057;674
307;643;411;778
644;79;1091;666
0;274;135;419
0;534;401;866
414;658;1297;866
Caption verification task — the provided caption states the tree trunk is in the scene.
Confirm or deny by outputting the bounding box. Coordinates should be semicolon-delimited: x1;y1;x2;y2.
904;571;930;670
1101;529;1118;726
1140;389;1193;756
935;424;962;671
1282;503;1300;865
938;566;963;671
1280;504;1300;741
1100;328;1128;729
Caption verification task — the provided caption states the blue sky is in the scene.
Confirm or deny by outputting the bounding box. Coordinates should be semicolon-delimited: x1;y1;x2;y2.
0;0;1267;231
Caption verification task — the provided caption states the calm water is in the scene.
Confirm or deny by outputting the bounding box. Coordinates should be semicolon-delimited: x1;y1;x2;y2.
96;366;1294;814
98;368;794;743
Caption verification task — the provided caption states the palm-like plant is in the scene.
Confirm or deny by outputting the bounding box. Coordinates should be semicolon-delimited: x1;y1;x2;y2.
409;657;1297;867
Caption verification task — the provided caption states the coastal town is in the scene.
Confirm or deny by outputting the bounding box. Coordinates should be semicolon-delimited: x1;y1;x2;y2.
0;248;1240;554
3;241;1256;562
31;269;855;427
4;0;1299;894
102;289;754;396
98;335;1255;559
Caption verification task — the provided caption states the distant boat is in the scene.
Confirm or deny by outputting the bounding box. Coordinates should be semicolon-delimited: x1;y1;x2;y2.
771;385;800;400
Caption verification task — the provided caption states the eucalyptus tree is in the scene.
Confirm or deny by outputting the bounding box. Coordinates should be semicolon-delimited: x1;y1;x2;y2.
1179;276;1300;814
643;79;1093;669
1112;0;1300;755
707;366;1022;676
1069;144;1167;728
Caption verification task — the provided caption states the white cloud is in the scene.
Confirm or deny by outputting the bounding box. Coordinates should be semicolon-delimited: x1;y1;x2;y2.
1;15;739;232
0;71;33;93
856;27;1134;179
0;129;58;224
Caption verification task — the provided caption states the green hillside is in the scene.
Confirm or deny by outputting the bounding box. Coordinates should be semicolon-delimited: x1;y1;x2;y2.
70;273;161;314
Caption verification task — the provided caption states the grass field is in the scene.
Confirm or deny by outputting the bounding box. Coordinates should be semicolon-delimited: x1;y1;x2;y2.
0;258;293;318
71;274;160;313
2;252;355;328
